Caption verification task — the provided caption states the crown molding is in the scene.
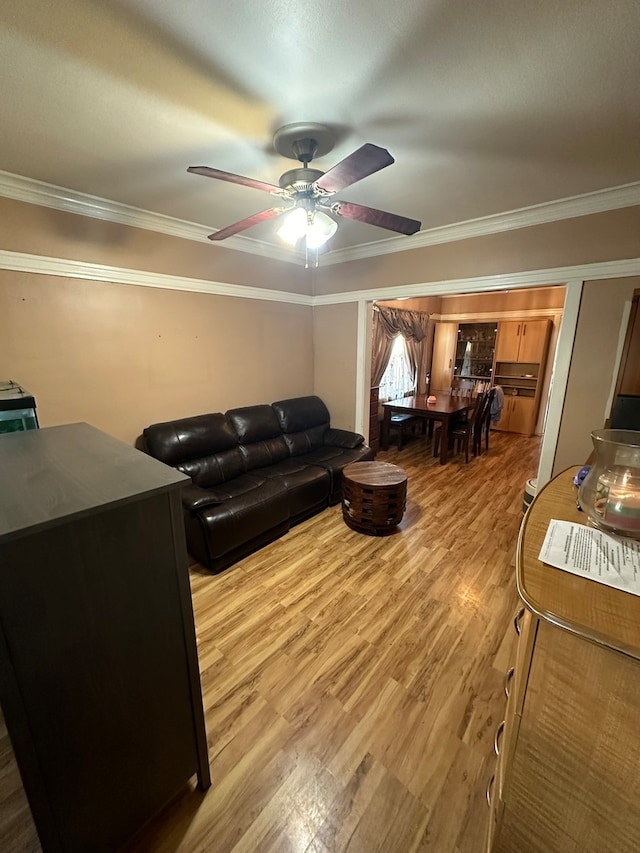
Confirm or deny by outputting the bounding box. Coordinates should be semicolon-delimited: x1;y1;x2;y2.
0;169;638;268
0;170;299;265
0;250;312;305
324;182;640;265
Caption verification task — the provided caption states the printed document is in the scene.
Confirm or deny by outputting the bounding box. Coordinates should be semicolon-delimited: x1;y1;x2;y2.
539;519;640;597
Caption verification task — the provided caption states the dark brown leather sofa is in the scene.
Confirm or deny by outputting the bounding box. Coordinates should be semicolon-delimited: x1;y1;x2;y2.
142;396;374;573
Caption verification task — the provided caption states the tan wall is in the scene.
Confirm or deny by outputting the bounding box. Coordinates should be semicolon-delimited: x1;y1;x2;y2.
0;196;308;294
0;271;313;444
553;277;640;474
312;303;359;432
312;207;640;294
2;194;639;452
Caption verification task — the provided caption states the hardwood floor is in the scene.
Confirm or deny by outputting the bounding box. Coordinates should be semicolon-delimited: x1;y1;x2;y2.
1;430;541;852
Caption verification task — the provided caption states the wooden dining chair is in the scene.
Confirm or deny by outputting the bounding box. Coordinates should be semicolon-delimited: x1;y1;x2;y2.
477;387;496;454
433;391;488;463
450;377;475;397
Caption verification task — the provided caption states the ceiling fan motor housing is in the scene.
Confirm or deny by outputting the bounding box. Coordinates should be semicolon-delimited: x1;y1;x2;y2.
278;168;324;195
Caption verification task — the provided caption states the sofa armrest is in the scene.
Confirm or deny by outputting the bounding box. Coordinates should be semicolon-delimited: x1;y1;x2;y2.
181;483;222;513
323;427;365;449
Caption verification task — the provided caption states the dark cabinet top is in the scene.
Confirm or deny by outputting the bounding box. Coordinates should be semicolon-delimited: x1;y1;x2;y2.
0;423;189;541
0;380;36;411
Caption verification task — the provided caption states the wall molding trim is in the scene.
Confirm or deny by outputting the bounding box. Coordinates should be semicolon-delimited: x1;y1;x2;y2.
1;168;638;267
1;249;639;308
0;250;312;305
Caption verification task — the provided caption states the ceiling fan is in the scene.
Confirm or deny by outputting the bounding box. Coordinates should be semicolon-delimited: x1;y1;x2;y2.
188;122;421;265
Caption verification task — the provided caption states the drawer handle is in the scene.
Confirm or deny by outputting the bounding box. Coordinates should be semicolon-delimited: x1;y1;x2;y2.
504;666;514;698
494;720;505;756
513;607;525;636
486;773;495;808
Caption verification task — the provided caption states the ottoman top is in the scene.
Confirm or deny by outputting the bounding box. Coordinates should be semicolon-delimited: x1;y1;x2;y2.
343;461;407;487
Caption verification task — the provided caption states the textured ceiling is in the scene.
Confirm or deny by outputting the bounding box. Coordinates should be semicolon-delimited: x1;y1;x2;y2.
1;0;639;256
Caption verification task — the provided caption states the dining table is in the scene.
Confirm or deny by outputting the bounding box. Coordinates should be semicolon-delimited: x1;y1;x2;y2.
381;393;474;464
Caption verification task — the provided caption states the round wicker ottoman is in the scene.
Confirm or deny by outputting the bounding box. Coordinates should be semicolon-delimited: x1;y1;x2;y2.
341;461;408;536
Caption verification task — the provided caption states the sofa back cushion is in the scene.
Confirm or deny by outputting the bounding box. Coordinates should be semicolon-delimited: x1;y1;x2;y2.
227;404;289;470
271;395;329;456
143;413;245;487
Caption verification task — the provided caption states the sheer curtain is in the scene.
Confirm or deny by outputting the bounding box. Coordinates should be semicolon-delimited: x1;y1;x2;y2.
378;335;414;401
372;305;431;396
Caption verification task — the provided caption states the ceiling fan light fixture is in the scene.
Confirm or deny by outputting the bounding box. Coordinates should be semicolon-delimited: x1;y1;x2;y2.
306;211;338;249
277;208;337;250
277;207;308;245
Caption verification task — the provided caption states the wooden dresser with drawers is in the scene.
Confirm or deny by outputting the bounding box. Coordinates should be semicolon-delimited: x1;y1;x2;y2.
488;467;640;852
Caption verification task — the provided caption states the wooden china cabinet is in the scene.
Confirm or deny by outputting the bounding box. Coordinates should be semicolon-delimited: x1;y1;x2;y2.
431;317;551;435
487;467;640;852
492;319;551;436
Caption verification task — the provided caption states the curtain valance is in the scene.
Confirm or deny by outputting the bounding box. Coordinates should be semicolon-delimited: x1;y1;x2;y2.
373;305;429;342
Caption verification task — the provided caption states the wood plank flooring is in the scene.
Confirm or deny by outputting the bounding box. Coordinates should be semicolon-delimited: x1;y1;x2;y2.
1;429;540;852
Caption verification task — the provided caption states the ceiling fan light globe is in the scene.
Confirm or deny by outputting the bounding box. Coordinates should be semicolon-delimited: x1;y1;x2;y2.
306;211;338;249
277;207;308;245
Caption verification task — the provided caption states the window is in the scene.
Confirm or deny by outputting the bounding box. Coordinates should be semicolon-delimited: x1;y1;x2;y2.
379;334;414;401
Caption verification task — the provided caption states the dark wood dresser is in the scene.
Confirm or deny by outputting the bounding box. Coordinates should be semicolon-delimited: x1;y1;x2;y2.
0;423;209;852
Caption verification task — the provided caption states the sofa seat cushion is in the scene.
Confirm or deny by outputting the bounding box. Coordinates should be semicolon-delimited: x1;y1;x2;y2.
181;474;277;512
194;475;289;562
259;458;330;522
300;444;376;503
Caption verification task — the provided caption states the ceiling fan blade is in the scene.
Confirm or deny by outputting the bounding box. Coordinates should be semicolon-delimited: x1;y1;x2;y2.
314;144;394;194
332;201;421;236
188;166;281;195
207;207;284;241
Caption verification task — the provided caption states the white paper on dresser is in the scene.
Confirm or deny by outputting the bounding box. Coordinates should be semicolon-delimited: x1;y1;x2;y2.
539;519;640;597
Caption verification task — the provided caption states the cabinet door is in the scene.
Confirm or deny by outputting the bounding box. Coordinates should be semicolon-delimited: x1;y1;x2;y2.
430;322;457;390
508;397;536;435
493;396;512;431
492;396;535;434
518;320;549;363
495;322;522;361
496;622;640;853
